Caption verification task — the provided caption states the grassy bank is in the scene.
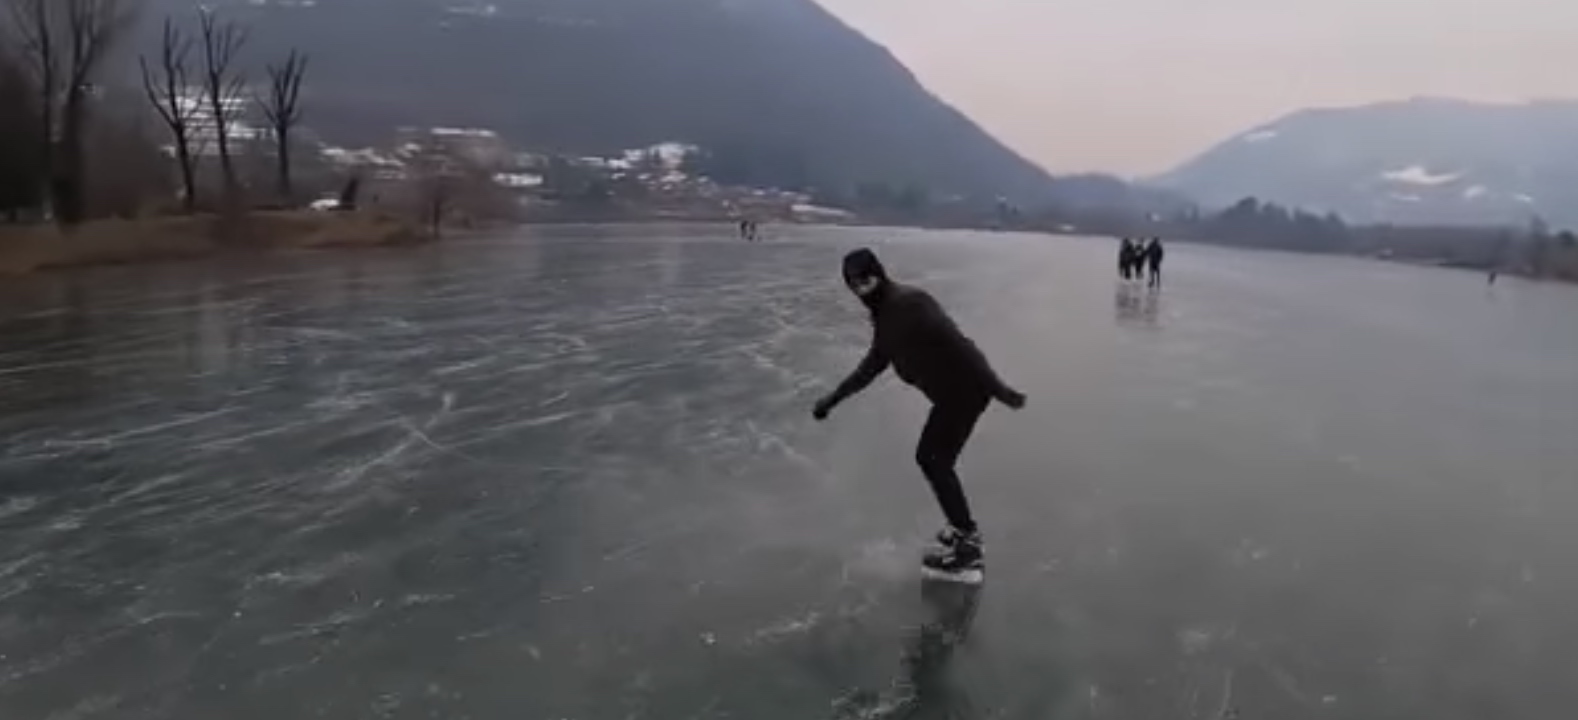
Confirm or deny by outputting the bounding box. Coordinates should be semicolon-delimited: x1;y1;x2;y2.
0;211;426;276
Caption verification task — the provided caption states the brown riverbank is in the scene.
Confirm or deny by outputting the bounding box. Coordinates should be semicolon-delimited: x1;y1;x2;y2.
0;212;426;276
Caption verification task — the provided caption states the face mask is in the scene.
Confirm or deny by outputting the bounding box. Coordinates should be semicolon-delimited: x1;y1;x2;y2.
848;274;881;298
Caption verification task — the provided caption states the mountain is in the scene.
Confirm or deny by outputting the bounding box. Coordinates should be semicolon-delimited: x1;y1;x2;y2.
136;0;1057;203
1045;173;1191;217
1151;98;1578;228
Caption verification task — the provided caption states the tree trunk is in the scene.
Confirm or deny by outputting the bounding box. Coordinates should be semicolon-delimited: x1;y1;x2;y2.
175;131;197;214
53;88;85;226
276;127;291;203
36;39;56;221
215;116;234;194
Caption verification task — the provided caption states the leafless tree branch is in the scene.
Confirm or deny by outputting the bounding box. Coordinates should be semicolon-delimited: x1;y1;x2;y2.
5;0;138;225
257;49;307;202
198;7;247;196
5;0;58;214
140;17;199;212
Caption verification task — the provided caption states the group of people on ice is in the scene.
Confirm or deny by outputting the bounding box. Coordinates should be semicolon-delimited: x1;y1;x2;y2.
1119;237;1164;287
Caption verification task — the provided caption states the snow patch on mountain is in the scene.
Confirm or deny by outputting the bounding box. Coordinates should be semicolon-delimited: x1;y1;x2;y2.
1155;98;1578;226
1381;165;1461;186
446;3;500;17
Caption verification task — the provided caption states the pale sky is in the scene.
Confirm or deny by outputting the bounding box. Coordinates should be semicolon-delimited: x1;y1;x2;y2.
814;0;1578;178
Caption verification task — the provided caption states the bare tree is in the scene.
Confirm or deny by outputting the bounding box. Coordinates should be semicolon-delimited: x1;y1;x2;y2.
412;153;517;237
5;0;137;225
139;18;198;213
411;152;454;239
59;0;136;224
423;174;452;238
0;45;45;220
84;90;171;219
258;49;306;205
197;8;247;198
6;0;59;219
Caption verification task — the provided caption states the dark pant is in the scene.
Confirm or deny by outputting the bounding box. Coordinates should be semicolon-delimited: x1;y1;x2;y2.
916;394;990;534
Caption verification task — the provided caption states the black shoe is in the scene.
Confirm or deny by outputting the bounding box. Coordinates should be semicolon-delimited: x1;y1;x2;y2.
932;525;963;550
923;531;983;584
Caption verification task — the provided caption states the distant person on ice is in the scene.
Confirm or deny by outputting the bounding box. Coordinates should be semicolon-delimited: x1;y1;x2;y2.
1118;238;1135;280
813;248;1026;583
1145;237;1165;287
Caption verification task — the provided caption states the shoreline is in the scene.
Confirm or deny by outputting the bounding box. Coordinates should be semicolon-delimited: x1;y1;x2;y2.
2;216;1573;287
0;211;427;276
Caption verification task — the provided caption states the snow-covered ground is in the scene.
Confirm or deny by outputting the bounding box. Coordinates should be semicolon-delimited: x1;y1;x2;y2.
1;225;1575;718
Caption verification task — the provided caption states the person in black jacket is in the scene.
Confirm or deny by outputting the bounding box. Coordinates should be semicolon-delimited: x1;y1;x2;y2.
813;248;1025;582
1146;237;1165;288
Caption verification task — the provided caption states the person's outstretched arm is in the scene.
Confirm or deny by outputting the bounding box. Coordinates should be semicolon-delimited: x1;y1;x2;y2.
814;345;889;419
958;336;1025;408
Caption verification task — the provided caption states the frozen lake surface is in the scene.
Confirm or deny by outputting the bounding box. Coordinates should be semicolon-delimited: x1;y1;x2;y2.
2;225;1577;719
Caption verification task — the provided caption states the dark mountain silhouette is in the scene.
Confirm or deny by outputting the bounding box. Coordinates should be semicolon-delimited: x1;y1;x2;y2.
140;0;1063;204
1151;97;1578;228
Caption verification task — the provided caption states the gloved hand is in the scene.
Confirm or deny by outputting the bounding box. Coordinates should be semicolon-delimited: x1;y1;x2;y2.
996;387;1027;410
812;396;835;421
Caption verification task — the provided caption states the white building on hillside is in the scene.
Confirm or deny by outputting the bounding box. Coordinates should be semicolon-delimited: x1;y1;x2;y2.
159;88;266;157
401;127;514;167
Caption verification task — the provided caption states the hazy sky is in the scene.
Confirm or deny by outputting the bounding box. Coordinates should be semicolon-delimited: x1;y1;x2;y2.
815;0;1578;177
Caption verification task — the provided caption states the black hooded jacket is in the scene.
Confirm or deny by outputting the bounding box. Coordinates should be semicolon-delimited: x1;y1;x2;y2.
829;249;1015;407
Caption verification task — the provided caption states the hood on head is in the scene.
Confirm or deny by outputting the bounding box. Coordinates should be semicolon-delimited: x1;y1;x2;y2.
842;248;889;303
842;247;887;282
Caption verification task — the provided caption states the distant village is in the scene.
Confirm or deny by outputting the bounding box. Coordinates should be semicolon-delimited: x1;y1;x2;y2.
168;86;853;227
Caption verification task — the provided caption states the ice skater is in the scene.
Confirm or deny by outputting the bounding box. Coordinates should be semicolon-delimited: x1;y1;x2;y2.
1145;237;1165;288
813;248;1025;583
1129;240;1146;281
1118;238;1135;280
